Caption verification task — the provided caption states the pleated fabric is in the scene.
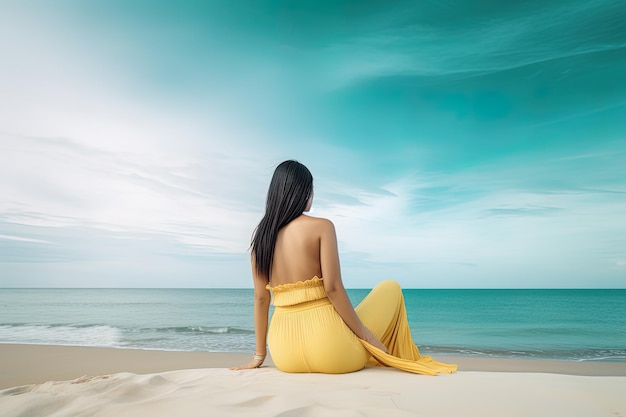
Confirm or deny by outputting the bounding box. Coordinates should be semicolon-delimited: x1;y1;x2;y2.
267;277;457;375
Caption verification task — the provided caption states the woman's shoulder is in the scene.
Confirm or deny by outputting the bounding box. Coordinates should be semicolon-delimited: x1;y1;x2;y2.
298;215;335;233
300;214;333;225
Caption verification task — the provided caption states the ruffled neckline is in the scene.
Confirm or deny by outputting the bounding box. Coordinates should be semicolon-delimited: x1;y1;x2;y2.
266;276;323;292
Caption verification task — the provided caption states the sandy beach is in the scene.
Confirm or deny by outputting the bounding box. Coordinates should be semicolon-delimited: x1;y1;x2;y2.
1;344;625;417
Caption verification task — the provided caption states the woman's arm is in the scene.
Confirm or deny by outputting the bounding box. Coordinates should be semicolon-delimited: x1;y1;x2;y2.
319;219;389;353
230;256;271;370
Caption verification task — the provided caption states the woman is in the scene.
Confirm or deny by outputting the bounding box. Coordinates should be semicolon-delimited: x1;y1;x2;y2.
232;160;456;375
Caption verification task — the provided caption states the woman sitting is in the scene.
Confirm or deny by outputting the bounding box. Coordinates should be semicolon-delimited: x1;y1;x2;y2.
232;160;456;375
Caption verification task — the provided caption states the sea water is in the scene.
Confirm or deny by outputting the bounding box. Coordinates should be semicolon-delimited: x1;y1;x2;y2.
1;288;624;361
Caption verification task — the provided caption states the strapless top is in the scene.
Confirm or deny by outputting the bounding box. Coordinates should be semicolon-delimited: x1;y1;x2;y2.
266;276;327;307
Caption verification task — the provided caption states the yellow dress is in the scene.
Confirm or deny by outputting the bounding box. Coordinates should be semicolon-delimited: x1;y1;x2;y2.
267;277;457;375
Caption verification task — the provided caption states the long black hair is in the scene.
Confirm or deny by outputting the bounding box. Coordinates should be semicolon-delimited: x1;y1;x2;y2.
251;160;313;281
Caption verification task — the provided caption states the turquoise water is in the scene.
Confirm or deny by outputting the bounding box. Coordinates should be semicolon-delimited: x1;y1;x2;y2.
1;288;624;361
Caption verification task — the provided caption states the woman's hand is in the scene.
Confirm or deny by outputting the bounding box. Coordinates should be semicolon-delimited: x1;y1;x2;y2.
230;354;265;370
361;327;389;354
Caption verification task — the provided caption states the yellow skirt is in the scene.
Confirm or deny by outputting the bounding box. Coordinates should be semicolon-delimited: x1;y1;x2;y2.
267;278;457;375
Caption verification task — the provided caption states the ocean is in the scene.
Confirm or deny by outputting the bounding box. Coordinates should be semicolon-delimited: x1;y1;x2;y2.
1;288;624;362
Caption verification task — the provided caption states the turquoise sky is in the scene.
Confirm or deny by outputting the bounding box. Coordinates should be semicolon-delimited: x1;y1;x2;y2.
1;1;625;288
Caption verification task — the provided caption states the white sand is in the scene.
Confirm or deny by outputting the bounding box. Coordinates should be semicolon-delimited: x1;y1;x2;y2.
1;344;625;417
1;367;625;417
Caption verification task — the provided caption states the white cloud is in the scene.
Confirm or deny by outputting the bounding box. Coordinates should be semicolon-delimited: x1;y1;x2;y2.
1;2;623;288
0;6;293;287
0;234;51;244
312;150;626;288
317;1;625;87
0;133;267;254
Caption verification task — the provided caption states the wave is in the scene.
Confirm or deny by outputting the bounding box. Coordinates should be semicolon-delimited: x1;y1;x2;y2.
420;345;626;362
0;324;121;347
0;323;254;333
2;323;622;361
168;326;254;335
0;323;254;350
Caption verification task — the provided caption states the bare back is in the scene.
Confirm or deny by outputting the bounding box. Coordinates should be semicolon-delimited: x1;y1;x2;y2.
270;214;337;286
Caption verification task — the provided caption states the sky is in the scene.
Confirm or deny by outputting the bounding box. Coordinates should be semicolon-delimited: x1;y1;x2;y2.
0;0;625;288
